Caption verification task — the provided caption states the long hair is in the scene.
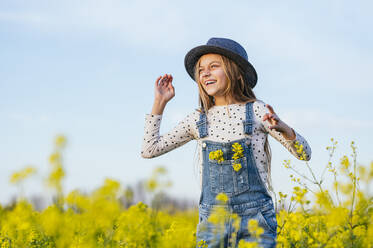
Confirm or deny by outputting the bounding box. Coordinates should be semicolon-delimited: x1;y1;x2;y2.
193;54;274;192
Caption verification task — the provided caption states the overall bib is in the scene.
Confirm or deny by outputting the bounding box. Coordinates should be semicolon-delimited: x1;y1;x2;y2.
196;102;278;248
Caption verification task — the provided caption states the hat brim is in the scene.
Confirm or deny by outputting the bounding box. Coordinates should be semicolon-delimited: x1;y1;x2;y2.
184;45;257;88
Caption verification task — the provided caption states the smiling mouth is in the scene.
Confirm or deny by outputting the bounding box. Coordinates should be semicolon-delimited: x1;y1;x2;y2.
205;80;216;86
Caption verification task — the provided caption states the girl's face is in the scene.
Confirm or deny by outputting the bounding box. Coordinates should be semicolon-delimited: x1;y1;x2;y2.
198;54;228;98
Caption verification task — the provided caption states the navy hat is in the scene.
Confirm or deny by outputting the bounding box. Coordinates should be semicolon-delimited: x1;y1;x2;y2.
184;37;257;89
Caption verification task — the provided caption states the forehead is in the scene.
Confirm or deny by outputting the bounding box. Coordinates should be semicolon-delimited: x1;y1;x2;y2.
198;53;222;67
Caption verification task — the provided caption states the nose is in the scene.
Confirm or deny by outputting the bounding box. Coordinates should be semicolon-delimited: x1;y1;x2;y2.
201;69;211;77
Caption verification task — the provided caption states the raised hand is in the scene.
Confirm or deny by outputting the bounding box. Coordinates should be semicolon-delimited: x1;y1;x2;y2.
262;104;296;140
154;74;175;104
151;74;175;115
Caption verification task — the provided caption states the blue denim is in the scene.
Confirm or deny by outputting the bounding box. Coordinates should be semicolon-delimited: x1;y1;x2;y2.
195;102;277;248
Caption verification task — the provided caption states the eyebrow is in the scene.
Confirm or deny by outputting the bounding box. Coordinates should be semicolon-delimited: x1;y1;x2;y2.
198;60;221;68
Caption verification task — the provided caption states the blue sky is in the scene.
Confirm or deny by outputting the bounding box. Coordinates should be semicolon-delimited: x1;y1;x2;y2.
1;0;372;205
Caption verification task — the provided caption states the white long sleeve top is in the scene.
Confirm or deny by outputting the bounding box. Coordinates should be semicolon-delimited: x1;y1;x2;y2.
141;99;312;195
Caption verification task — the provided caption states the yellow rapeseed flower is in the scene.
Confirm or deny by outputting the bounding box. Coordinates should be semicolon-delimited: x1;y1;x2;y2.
216;193;229;203
208;206;229;225
209;149;225;163
340;155;350;170
145;178;158;192
232;143;244;172
238;240;259;248
197;239;208;248
54;135;67;148
49;152;61;165
282;159;291;168
247;219;264;239
232;163;242;172
232;142;244;160
9;166;37;184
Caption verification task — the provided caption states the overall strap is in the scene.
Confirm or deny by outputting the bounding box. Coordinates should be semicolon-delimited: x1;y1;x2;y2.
243;101;254;135
196;111;208;138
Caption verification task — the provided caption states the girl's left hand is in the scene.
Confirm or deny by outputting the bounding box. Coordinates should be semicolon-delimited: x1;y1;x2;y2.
262;104;296;140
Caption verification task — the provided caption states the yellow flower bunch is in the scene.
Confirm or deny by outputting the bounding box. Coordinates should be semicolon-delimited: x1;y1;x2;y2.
232;142;244;160
231;142;244;172
209;149;225;163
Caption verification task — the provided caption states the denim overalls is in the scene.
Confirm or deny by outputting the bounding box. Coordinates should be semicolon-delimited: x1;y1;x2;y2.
195;102;277;248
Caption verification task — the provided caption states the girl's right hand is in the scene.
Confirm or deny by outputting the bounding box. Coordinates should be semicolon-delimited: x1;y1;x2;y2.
154;74;175;103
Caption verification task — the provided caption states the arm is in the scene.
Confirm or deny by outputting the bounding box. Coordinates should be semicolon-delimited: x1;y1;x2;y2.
254;100;312;161
141;111;198;158
141;73;198;158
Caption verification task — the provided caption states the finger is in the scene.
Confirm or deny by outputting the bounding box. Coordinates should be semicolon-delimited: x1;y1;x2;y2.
155;76;162;87
262;113;269;122
263;113;273;122
266;104;275;114
161;75;168;85
269;113;277;120
159;76;164;85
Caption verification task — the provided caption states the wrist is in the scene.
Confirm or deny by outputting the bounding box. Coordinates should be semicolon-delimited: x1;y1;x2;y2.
151;99;167;115
154;98;167;106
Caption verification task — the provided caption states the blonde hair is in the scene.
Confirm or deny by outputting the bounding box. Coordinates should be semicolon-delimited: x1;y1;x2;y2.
193;54;274;192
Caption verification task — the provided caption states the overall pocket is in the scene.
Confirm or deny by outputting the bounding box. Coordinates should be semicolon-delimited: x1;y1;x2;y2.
209;157;249;196
258;207;277;234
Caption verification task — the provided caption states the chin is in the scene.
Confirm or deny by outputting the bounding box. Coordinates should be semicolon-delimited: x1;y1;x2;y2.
205;90;218;96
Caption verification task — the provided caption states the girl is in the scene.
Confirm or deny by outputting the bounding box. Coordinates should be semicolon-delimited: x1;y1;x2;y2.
141;37;311;248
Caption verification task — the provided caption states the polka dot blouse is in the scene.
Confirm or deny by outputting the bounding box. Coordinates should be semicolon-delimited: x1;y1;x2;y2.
141;99;312;193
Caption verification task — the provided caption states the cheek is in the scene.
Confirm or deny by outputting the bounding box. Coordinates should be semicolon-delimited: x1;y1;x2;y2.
216;71;228;86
